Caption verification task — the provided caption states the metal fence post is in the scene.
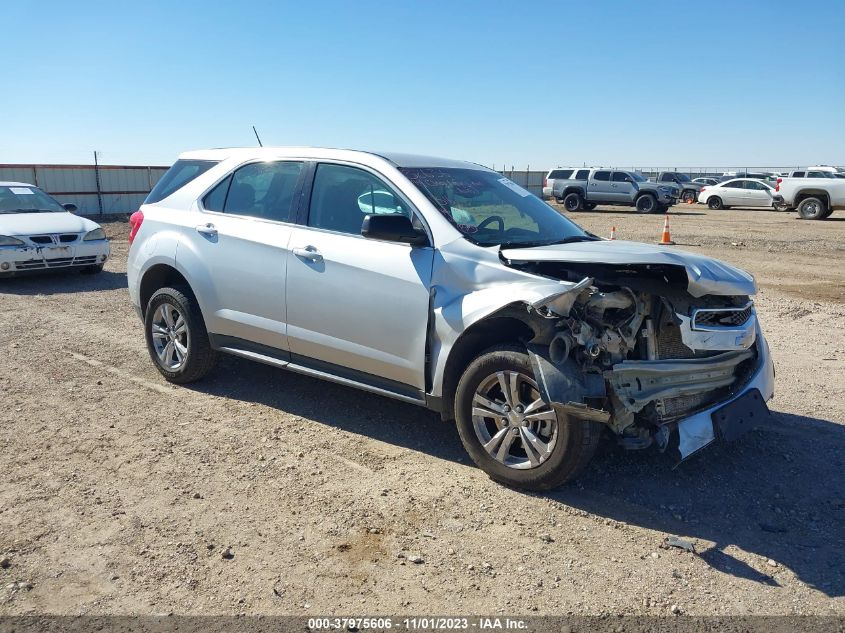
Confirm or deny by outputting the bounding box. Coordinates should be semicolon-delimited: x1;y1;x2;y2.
93;151;104;216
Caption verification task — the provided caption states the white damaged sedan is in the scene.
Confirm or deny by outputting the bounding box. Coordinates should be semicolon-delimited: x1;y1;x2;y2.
0;182;110;276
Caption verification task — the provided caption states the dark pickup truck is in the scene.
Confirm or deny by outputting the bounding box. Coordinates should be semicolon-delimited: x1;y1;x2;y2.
553;168;679;213
654;172;700;203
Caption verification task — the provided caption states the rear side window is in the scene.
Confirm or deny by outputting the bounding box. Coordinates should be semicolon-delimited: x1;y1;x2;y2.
145;159;218;204
792;171;805;177
574;169;589;180
203;161;304;222
594;171;611;181
549;169;573;179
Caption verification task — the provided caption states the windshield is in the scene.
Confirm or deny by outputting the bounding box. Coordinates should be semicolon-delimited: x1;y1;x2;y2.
0;185;66;214
674;173;691;182
400;167;593;247
630;172;647;182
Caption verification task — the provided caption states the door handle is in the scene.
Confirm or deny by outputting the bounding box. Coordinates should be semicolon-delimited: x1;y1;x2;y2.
292;246;323;262
196;223;217;237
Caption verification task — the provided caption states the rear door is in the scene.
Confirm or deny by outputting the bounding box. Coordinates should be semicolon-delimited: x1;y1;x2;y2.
178;160;305;351
588;170;613;202
284;162;434;393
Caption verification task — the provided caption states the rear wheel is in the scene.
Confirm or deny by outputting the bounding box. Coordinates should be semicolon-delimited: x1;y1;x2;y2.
144;286;218;383
454;344;602;490
635;194;657;213
563;193;583;212
707;196;724;210
797;196;828;220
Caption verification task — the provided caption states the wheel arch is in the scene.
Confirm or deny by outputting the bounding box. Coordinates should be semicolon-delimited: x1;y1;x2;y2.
139;263;196;317
438;306;541;421
794;190;830;207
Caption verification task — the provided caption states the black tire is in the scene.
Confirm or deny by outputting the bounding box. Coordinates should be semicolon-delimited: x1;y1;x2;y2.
583;202;597;211
555;196;565;204
635;193;657;214
454;344;602;491
563;192;583;212
821;207;834;219
797;196;828;220
144;286;217;384
80;264;104;275
681;190;696;203
707;196;724;210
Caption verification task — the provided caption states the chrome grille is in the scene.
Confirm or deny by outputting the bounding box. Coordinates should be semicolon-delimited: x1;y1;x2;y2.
693;304;754;329
13;255;98;270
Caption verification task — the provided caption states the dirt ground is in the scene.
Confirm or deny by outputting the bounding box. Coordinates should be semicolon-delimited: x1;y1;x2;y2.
1;204;843;617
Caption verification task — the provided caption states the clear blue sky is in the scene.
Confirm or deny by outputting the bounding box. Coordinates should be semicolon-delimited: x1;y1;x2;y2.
2;0;843;168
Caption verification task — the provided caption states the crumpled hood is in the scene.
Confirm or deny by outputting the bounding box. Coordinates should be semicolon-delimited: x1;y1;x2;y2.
0;212;98;236
501;239;757;297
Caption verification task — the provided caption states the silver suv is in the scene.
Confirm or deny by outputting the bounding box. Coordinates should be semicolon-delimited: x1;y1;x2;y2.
128;147;774;490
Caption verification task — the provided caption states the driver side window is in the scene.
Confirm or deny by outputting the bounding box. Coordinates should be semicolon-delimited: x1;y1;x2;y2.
308;164;411;235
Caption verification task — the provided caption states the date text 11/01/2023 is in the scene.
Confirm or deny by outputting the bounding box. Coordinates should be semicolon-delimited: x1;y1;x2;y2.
306;617;529;630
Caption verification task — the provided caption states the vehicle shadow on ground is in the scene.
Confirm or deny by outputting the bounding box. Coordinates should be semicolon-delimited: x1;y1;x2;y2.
192;355;844;598
553;410;845;598
0;270;127;294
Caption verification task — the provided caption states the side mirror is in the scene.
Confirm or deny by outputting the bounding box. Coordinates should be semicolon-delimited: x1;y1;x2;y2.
361;214;428;245
63;203;78;213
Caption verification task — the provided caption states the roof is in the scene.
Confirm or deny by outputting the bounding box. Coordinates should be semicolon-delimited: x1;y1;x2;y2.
177;147;487;171
0;181;36;187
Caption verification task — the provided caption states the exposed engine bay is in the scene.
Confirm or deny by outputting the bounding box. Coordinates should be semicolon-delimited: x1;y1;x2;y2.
508;260;761;456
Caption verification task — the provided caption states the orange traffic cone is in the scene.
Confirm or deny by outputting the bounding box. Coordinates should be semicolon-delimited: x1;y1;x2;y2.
609;226;616;240
659;214;675;245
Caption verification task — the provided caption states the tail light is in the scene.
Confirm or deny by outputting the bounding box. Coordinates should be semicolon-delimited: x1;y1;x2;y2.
543;177;548;188
128;210;144;245
775;177;782;192
699;187;706;192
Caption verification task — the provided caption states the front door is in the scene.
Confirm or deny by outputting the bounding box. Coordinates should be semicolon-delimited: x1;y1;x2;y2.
178;160;305;351
743;180;775;207
285;162;434;392
610;171;637;203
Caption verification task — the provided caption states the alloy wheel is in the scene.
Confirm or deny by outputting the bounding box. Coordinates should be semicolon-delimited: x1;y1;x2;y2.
471;370;558;470
150;302;189;371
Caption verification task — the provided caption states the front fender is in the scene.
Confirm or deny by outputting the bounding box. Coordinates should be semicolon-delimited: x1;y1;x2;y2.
427;239;582;398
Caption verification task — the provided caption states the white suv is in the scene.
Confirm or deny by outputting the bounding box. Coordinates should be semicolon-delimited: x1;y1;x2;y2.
127;147;775;490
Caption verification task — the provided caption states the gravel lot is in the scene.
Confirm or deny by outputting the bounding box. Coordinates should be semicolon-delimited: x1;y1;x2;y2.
1;204;843;616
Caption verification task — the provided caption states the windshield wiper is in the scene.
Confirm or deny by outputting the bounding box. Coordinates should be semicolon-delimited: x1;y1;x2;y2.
496;235;599;248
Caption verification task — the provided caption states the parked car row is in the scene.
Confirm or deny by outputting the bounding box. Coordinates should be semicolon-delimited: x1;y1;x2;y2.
543;165;844;219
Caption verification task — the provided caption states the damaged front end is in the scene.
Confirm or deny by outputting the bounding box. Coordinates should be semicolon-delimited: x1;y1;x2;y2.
511;257;775;461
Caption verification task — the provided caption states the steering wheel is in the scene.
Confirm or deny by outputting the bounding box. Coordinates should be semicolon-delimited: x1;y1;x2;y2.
477;215;505;233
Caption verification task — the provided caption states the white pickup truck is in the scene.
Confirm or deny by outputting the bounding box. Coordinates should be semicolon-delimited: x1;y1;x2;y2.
773;177;845;219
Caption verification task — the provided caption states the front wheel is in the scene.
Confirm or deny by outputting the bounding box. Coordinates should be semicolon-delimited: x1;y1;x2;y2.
681;190;697;203
144;286;218;384
635;194;657;213
454;344;602;490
